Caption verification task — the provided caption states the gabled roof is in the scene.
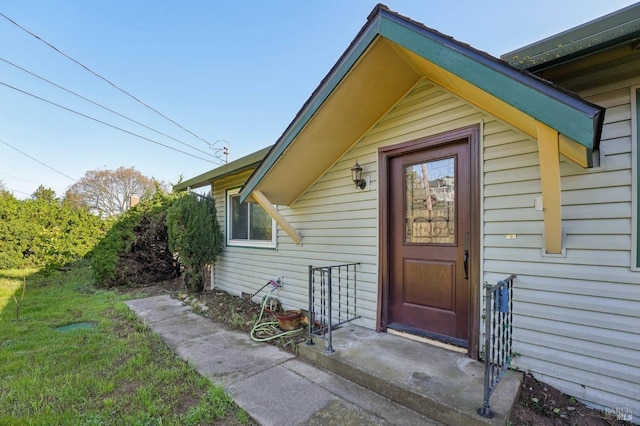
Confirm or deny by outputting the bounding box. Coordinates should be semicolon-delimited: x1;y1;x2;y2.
502;2;640;72
239;4;604;206
174;145;272;191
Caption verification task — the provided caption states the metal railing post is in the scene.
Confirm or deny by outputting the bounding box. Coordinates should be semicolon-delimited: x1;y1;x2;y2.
307;265;315;346
478;274;516;419
479;283;493;418
326;267;334;353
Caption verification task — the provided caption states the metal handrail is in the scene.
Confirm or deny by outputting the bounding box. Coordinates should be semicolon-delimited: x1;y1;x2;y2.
307;262;360;353
479;274;516;418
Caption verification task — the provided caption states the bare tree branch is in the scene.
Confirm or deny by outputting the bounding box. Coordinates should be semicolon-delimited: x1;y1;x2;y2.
64;167;167;216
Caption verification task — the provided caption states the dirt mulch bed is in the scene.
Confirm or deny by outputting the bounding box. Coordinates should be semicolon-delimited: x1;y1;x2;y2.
126;281;307;352
510;374;634;425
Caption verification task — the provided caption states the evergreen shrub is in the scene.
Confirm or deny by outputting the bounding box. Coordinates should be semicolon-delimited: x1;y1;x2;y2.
167;193;223;292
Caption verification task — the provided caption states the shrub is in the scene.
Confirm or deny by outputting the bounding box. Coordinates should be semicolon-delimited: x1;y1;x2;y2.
0;191;107;270
91;192;178;287
167;193;223;292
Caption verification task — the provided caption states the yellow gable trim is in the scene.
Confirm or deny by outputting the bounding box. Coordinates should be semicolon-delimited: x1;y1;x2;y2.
536;121;563;254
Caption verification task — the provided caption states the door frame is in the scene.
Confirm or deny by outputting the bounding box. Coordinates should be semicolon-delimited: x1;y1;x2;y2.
377;124;481;358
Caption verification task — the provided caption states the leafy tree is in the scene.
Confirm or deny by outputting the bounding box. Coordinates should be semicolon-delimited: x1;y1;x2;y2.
64;167;166;217
62;189;87;212
31;185;58;203
0;191;24;268
0;189;106;270
167;193;223;292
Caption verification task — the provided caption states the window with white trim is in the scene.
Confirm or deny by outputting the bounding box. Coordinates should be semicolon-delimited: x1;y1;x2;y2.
226;188;276;248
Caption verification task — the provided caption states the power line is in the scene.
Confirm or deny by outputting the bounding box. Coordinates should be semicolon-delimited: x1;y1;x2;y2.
0;138;77;182
0;171;42;185
0;56;220;160
0;12;217;151
0;80;217;163
4;187;31;197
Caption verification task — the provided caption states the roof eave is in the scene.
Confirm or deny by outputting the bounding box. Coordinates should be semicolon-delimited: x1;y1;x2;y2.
502;2;640;71
173;145;272;191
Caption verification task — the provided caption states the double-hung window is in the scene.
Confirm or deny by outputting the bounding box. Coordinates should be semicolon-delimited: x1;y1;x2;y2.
226;188;276;248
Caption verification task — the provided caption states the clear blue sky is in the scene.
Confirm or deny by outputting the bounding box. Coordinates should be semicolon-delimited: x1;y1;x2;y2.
0;1;636;199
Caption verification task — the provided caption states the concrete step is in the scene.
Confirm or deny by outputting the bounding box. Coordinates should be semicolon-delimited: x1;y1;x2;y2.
298;325;522;426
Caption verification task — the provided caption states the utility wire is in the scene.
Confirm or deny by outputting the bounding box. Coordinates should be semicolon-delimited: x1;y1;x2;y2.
0;12;216;150
0;57;220;160
4;186;31;196
0;170;42;185
0;138;77;182
0;80;217;163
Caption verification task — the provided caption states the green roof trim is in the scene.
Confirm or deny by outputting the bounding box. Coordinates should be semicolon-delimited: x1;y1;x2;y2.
174;145;272;191
502;3;640;71
377;11;603;151
240;4;604;203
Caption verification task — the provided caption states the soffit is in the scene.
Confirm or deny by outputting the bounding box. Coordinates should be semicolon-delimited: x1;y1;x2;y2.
535;44;640;92
255;37;420;205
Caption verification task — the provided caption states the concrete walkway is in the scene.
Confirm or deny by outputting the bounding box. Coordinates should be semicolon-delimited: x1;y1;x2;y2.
125;295;438;426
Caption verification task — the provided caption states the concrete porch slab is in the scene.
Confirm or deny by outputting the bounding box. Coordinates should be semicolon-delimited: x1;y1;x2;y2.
298;325;522;426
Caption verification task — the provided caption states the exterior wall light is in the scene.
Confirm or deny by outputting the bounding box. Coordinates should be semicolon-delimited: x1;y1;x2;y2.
350;161;367;190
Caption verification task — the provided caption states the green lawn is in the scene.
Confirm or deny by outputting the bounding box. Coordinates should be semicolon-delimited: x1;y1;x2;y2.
0;262;250;425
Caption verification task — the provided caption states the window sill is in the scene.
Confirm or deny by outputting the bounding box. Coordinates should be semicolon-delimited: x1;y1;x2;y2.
227;240;276;249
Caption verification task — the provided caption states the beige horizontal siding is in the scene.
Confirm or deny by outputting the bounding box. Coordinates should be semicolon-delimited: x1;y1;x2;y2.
486;260;640;285
515;345;639;412
484;75;640;412
484;166;540;185
563;202;631;219
211;80;487;332
207;77;640;412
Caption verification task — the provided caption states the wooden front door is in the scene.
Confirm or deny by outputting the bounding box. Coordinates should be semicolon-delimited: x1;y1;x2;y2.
379;126;479;351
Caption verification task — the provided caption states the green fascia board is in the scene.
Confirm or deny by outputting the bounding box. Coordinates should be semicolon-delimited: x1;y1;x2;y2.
377;11;603;152
240;6;604;202
502;3;640;71
174;145;272;191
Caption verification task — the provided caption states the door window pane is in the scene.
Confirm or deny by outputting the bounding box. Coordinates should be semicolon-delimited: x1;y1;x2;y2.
405;157;455;244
